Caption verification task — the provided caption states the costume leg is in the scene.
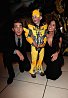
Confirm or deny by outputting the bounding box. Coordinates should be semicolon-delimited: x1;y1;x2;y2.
37;48;44;73
29;46;38;74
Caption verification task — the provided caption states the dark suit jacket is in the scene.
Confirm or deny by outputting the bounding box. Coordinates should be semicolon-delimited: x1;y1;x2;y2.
7;31;27;55
3;31;28;67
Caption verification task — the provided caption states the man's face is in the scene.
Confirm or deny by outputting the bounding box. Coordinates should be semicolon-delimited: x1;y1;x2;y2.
12;22;23;36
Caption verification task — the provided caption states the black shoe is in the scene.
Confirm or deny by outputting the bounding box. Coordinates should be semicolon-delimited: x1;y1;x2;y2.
7;74;15;85
40;72;45;76
31;74;36;78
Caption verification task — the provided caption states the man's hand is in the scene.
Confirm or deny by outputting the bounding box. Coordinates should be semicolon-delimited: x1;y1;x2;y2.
15;50;24;61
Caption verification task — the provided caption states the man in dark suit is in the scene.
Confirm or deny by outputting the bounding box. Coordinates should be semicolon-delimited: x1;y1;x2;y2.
3;18;31;84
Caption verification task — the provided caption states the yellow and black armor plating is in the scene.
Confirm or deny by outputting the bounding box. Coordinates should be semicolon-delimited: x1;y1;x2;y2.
24;23;47;74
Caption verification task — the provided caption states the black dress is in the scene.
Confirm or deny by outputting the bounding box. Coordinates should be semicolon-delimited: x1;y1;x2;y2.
44;32;64;80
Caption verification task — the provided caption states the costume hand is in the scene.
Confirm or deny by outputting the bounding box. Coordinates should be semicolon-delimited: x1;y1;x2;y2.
16;50;24;61
38;43;45;48
33;41;38;48
51;52;59;61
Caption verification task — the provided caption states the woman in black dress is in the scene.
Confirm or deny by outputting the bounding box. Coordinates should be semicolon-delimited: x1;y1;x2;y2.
44;19;64;80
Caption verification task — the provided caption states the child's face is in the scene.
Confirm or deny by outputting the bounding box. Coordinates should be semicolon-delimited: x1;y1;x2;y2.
32;15;41;25
12;22;23;36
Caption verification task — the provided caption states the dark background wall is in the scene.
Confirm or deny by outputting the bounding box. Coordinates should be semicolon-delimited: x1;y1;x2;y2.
0;0;68;52
0;1;11;51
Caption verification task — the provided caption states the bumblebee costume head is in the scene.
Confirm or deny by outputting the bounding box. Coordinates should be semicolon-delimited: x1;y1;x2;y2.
32;9;42;25
32;9;41;18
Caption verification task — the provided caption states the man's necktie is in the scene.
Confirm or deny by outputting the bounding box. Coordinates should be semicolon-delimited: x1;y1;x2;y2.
18;38;20;47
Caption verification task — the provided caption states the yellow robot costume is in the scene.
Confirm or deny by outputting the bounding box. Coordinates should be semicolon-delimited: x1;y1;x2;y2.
24;10;47;77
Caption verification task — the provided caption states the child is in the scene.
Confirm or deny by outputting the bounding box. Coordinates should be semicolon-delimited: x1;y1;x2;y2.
24;9;47;78
3;18;31;84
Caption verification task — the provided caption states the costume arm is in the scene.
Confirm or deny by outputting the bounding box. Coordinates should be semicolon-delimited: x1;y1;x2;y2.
39;24;47;48
23;27;33;44
43;34;47;46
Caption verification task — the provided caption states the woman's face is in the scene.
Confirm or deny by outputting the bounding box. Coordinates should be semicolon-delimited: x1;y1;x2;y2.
48;20;56;33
